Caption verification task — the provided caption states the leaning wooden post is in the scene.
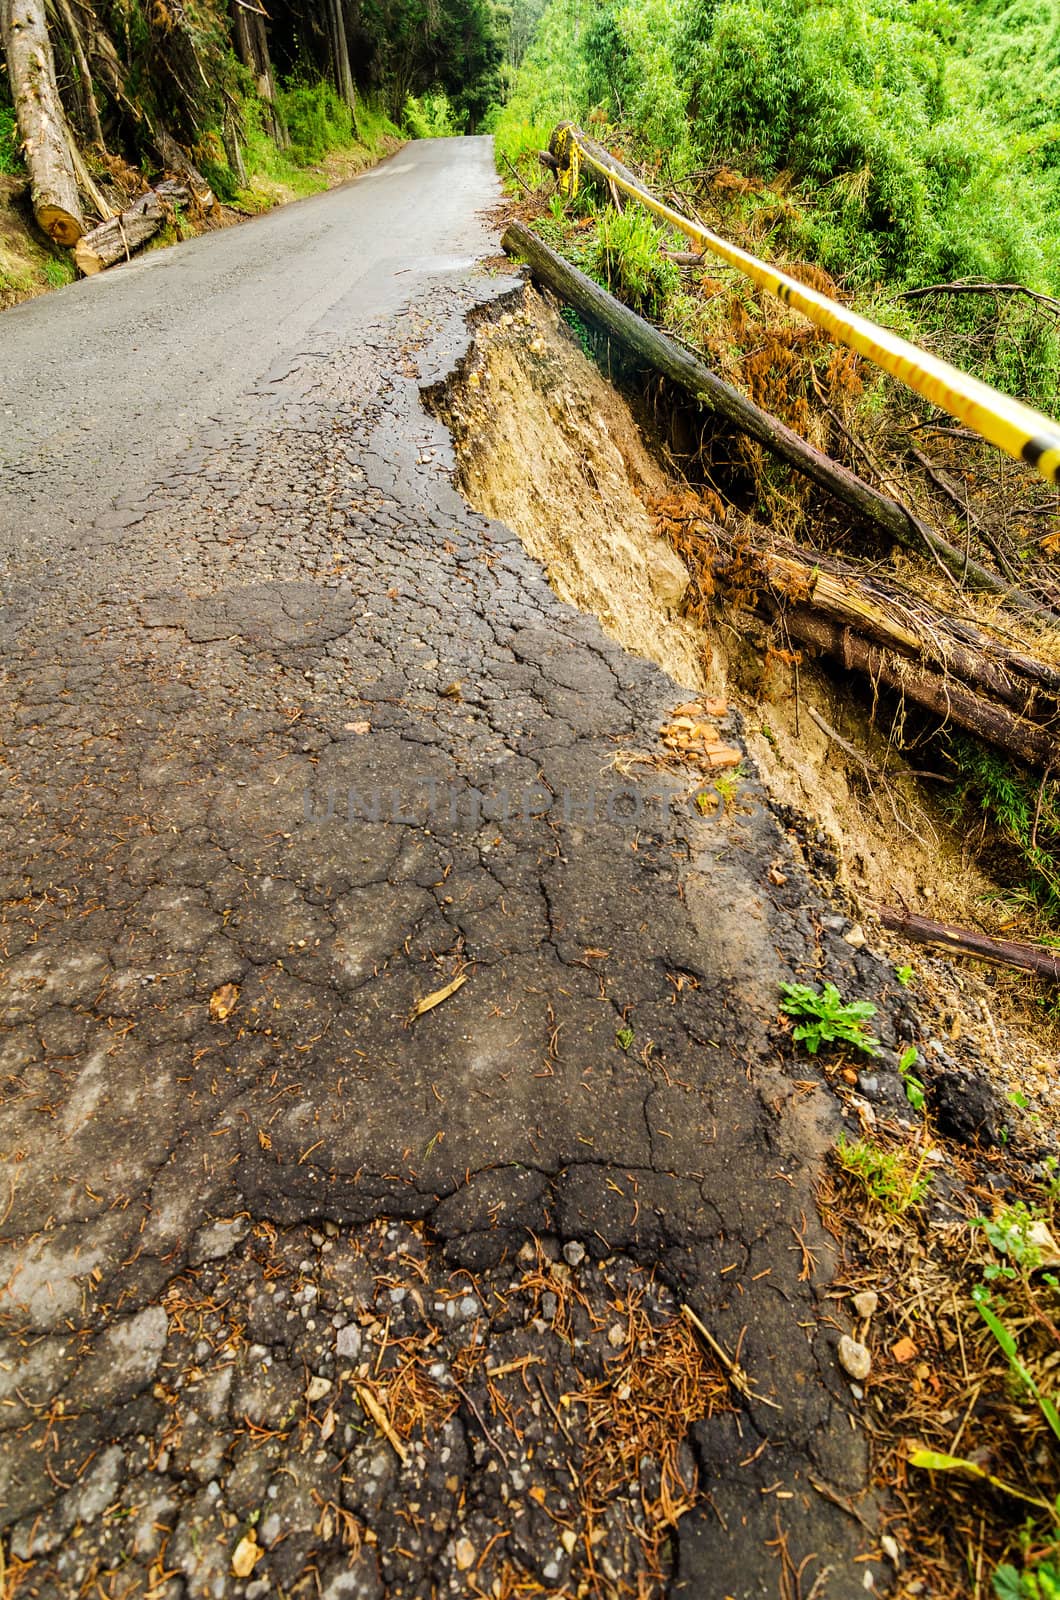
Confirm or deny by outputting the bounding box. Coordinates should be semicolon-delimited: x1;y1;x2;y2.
1;0;84;242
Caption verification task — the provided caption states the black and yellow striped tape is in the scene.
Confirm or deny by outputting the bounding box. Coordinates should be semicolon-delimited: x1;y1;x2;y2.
552;123;1060;487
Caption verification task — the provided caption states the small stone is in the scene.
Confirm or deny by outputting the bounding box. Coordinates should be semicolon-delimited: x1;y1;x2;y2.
541;1292;558;1322
306;1375;331;1403
838;1335;871;1381
562;1241;586;1267
455;1537;476;1571
336;1324;362;1361
190;1216;250;1265
844;924;867;948
852;1290;879;1321
232;1532;263;1578
607;1323;625;1350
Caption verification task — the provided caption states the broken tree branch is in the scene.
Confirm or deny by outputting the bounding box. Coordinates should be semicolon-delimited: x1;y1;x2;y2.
501;221;1054;620
48;0;102;148
895;282;1060;318
877;906;1060;983
502;151;534;197
909;445;1018;583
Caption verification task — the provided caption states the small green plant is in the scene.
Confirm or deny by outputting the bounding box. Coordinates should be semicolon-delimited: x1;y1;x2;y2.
779;981;881;1057
713;766;745;805
896;964;915;987
560;305;593;356
615;1025;634;1051
994;1551;1060;1599
978;1204;1056;1285
43;257;74;288
898;1045;926;1112
973;1286;1060;1445
835;1134;932;1215
945;738;1060;921
589;206;679;318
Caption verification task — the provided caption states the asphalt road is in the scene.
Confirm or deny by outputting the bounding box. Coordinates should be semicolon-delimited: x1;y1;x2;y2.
0;139;886;1596
1;139;495;553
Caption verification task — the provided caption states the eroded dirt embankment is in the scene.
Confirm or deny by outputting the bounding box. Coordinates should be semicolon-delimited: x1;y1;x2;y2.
430;284;1059;1137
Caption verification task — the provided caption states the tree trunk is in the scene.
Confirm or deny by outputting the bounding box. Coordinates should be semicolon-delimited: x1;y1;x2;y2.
231;0;287;149
772;607;1057;770
328;0;356;114
877;906;1060;983
73;179;188;273
1;0;84;242
70;0;145;132
684;525;1060;713
222;109;247;189
502;221;1055;622
49;0;102;147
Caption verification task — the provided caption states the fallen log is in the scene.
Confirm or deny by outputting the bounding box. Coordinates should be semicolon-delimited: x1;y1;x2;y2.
74;180;188;274
676;519;1060;718
877;906;1060;983
668;519;1060;770
1;0;84;242
783;608;1057;771
502;220;1053;619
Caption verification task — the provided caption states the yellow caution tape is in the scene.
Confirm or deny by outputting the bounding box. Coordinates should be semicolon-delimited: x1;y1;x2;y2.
552;122;1060;487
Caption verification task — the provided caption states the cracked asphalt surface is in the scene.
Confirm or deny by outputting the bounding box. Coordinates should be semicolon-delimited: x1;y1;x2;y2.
0;138;886;1596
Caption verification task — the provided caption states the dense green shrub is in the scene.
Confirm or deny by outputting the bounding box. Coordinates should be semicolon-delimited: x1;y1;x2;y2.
501;0;1060;302
403;91;459;137
584;0;687;162
277;79;355;164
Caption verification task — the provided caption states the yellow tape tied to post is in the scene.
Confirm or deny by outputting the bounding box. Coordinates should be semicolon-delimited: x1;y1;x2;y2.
552;123;1060;487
